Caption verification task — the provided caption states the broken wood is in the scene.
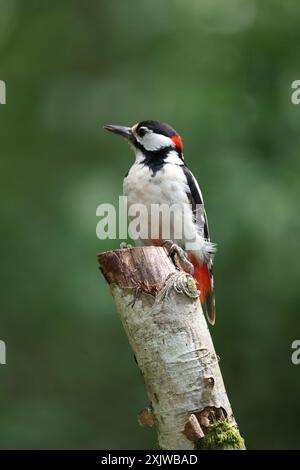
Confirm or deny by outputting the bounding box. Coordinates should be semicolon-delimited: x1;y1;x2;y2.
97;246;245;450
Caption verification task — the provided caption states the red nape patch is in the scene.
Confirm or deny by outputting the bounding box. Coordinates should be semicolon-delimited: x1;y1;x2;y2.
171;135;183;152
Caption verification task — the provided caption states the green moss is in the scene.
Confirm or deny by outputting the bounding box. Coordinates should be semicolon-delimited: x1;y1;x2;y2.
185;276;199;297
196;420;246;450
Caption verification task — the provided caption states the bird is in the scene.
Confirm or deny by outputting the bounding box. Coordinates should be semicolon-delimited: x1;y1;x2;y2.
103;120;216;325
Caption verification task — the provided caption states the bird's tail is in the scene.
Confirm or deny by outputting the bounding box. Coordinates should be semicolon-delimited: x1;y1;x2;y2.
189;254;216;325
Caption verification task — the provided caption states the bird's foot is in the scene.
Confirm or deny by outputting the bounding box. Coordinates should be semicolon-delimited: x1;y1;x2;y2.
162;240;194;275
120;242;133;249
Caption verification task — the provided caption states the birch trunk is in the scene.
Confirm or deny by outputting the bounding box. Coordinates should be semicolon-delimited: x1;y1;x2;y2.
98;246;245;450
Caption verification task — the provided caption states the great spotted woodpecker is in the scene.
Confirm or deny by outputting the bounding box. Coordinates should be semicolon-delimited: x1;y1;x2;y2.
104;120;216;325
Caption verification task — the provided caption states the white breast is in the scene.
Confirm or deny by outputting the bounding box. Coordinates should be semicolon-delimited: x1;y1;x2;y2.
123;158;203;254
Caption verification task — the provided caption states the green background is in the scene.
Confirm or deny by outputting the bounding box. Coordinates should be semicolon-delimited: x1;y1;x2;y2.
1;0;300;449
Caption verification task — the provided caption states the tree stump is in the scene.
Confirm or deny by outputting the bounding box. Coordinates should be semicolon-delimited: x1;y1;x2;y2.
98;246;245;450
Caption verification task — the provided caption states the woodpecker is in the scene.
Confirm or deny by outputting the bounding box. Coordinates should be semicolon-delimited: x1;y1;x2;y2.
104;120;216;325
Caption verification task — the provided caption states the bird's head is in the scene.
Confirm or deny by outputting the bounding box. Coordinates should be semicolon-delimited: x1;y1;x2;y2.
103;120;184;160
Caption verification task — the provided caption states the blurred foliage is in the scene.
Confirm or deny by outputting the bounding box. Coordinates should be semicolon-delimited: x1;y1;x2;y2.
0;0;300;449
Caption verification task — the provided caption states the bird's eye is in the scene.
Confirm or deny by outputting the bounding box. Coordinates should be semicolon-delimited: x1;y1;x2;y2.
137;126;148;137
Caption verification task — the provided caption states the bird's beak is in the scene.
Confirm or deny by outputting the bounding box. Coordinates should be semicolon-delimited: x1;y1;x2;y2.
103;124;133;141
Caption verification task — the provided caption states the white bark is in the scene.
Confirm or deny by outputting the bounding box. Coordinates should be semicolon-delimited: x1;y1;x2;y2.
98;247;236;450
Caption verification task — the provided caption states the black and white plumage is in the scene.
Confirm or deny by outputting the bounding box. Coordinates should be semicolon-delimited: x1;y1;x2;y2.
104;120;216;324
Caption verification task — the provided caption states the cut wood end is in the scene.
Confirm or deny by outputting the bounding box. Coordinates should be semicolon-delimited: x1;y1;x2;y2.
97;246;177;296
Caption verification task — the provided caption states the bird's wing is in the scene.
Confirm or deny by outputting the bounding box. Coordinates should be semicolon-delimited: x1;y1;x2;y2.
181;165;216;325
181;165;210;243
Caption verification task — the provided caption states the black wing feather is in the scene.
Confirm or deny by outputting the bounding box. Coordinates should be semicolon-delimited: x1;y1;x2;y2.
181;165;210;241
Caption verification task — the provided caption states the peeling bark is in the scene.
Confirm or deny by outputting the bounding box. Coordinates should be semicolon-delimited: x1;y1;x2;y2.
98;246;245;450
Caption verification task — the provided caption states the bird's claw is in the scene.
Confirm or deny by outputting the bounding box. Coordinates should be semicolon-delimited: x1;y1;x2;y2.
120;242;132;249
162;240;194;275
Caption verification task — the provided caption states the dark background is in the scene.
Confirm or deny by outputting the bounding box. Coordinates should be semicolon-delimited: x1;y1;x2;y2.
0;0;300;449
